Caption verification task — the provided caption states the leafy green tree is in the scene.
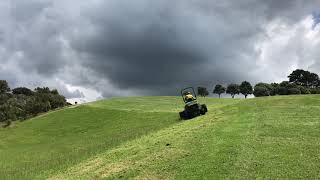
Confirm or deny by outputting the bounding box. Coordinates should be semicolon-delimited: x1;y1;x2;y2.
213;84;226;98
51;89;59;95
0;82;68;126
316;80;320;88
288;69;308;86
198;87;209;97
0;80;10;94
288;69;319;88
12;87;34;96
240;81;253;99
35;87;51;94
226;84;240;98
310;73;320;88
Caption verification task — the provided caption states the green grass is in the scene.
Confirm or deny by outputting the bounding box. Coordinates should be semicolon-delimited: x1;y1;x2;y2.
1;95;320;179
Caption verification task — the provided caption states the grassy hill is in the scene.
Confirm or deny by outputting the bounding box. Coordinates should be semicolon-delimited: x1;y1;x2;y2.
1;96;320;179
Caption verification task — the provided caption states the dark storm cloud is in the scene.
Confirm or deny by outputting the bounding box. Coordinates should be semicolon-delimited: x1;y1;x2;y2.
1;0;319;99
71;0;258;90
69;0;318;95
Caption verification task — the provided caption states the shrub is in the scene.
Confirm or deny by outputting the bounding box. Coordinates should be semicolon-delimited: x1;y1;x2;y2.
270;83;280;96
253;86;269;97
49;95;67;109
278;87;288;95
310;88;320;94
298;86;311;94
288;88;301;95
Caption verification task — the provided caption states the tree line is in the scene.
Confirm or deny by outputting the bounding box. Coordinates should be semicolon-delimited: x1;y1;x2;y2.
0;80;69;127
198;69;320;98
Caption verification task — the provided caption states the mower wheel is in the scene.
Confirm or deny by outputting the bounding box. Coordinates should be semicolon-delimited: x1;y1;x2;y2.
200;104;208;115
179;111;189;120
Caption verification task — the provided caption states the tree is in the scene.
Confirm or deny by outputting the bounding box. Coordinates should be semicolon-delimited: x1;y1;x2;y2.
288;69;309;86
198;87;209;97
0;80;10;94
35;87;51;94
51;89;59;95
240;81;253;99
310;73;320;88
12;87;34;96
213;84;226;98
226;84;240;98
0;81;68;126
316;80;320;88
288;69;320;88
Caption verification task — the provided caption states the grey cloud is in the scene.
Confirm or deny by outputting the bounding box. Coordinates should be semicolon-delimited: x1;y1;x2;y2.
71;0;315;94
0;0;319;98
71;1;260;90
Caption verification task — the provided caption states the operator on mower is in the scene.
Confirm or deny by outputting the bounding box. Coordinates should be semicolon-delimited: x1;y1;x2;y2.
184;92;196;102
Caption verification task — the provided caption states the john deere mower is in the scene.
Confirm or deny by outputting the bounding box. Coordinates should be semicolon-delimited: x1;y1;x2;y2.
179;87;208;120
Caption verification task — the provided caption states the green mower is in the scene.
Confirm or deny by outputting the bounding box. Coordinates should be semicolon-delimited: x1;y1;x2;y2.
179;87;208;120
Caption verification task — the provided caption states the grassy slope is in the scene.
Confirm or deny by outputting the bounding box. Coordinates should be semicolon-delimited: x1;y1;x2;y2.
0;97;199;179
50;95;320;179
1;95;320;179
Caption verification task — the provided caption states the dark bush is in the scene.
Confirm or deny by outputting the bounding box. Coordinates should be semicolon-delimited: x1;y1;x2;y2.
270;83;280;96
310;88;320;94
278;87;288;95
253;86;269;97
288;88;301;95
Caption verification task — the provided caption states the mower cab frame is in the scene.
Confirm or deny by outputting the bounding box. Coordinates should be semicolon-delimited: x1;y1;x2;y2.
181;87;197;103
179;87;208;120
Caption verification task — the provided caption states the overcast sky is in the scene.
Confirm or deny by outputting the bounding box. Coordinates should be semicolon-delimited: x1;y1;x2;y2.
0;0;320;102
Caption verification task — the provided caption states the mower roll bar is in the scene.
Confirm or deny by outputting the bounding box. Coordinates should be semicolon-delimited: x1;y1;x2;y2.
181;87;197;103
